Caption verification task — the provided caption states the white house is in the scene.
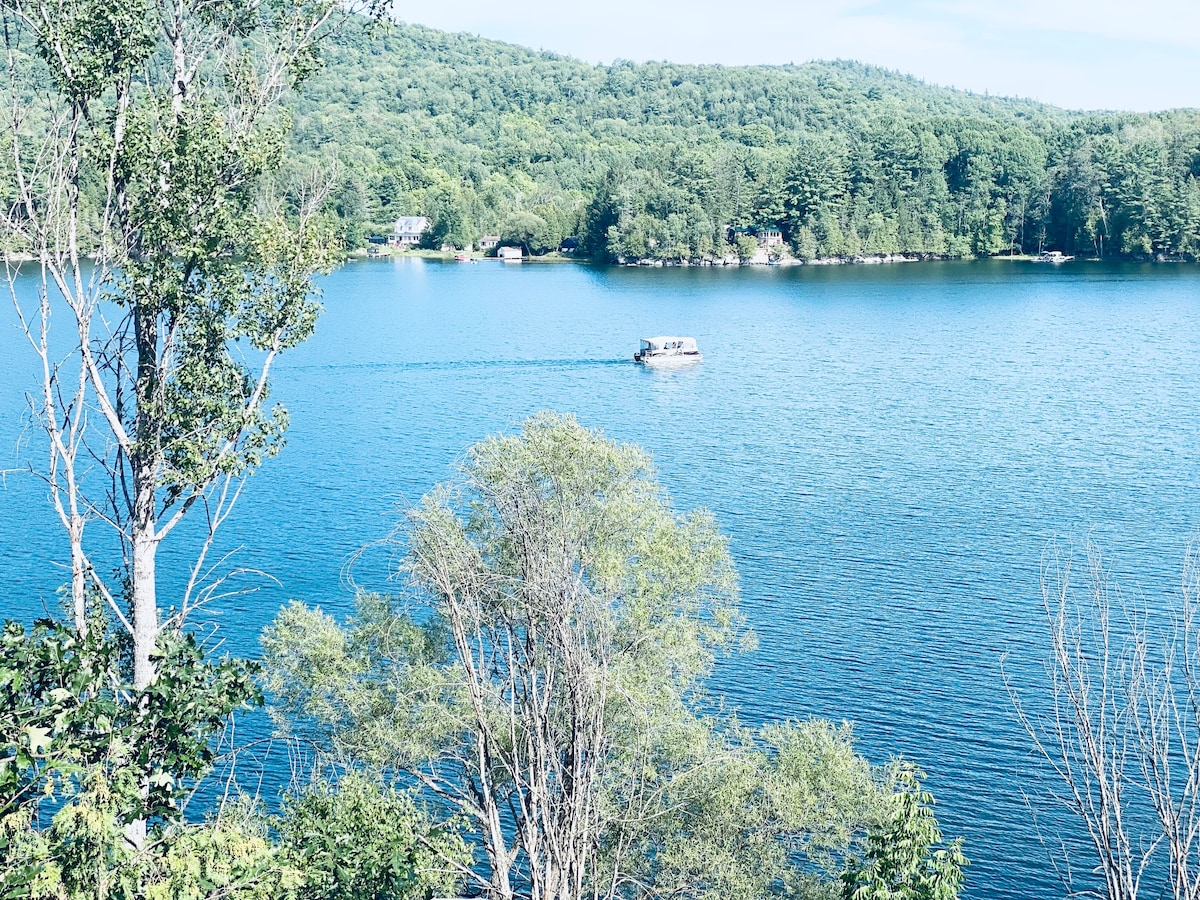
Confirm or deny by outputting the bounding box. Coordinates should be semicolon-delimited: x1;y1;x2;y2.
498;246;523;261
391;216;430;246
758;228;784;248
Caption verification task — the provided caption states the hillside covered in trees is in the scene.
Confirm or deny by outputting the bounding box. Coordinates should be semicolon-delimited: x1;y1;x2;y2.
290;19;1200;261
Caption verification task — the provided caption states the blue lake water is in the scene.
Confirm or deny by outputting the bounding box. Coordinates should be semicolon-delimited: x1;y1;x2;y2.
4;258;1200;898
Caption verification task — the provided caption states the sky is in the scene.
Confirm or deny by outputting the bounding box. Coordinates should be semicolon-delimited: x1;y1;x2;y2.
398;0;1200;112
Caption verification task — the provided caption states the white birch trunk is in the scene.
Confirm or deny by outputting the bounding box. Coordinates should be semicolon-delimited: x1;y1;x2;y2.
130;524;160;691
68;514;86;633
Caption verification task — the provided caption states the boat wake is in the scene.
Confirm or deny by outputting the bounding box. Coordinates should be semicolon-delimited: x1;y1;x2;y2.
296;358;631;374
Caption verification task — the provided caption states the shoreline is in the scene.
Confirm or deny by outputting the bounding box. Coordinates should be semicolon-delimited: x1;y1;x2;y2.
10;249;1192;267
349;249;1197;268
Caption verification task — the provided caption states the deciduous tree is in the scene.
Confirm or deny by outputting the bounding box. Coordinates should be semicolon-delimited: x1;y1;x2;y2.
2;0;385;854
264;413;964;900
1008;541;1200;900
2;0;378;690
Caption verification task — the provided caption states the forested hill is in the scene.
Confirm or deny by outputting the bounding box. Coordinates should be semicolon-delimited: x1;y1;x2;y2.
289;19;1200;261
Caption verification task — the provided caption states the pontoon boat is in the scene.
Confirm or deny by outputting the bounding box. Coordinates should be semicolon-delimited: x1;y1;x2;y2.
634;336;703;365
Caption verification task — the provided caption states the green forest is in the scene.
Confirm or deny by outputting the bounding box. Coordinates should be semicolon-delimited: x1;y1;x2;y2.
294;20;1200;261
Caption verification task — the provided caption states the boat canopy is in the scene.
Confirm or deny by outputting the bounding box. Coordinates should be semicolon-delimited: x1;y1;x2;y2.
641;336;698;352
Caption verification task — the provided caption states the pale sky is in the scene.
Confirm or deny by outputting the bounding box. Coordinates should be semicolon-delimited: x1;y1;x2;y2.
397;0;1200;112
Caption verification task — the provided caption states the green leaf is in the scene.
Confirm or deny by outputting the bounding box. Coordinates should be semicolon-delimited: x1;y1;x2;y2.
23;726;52;756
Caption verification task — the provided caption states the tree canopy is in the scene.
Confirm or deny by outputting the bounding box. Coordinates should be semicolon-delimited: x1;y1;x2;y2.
285;20;1200;261
263;413;966;900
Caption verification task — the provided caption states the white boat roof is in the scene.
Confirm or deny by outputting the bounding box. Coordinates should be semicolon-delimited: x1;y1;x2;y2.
642;335;697;345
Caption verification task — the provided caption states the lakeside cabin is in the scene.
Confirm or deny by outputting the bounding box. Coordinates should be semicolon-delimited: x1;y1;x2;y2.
758;228;784;248
391;216;429;246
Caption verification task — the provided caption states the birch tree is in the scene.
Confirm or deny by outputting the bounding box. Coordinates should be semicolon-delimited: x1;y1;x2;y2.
1;0;378;686
1;0;384;854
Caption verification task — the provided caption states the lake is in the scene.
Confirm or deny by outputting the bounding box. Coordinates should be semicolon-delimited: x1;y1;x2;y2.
4;257;1200;898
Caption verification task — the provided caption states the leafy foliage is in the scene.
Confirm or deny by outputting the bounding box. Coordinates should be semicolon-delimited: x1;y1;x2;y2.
3;794;301;900
0;619;265;897
842;766;967;900
263;413;965;900
284;20;1200;261
278;770;470;900
139;802;300;900
0;620;260;826
0;614;459;899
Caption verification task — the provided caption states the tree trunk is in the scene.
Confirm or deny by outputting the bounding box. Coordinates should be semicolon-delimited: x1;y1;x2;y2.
130;518;159;691
69;514;86;635
125;497;158;850
131;295;161;691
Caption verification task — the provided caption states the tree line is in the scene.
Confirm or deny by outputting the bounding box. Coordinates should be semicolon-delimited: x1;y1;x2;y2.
292;20;1200;261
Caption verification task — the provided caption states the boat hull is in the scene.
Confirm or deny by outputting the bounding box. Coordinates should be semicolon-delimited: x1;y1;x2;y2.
635;353;703;366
